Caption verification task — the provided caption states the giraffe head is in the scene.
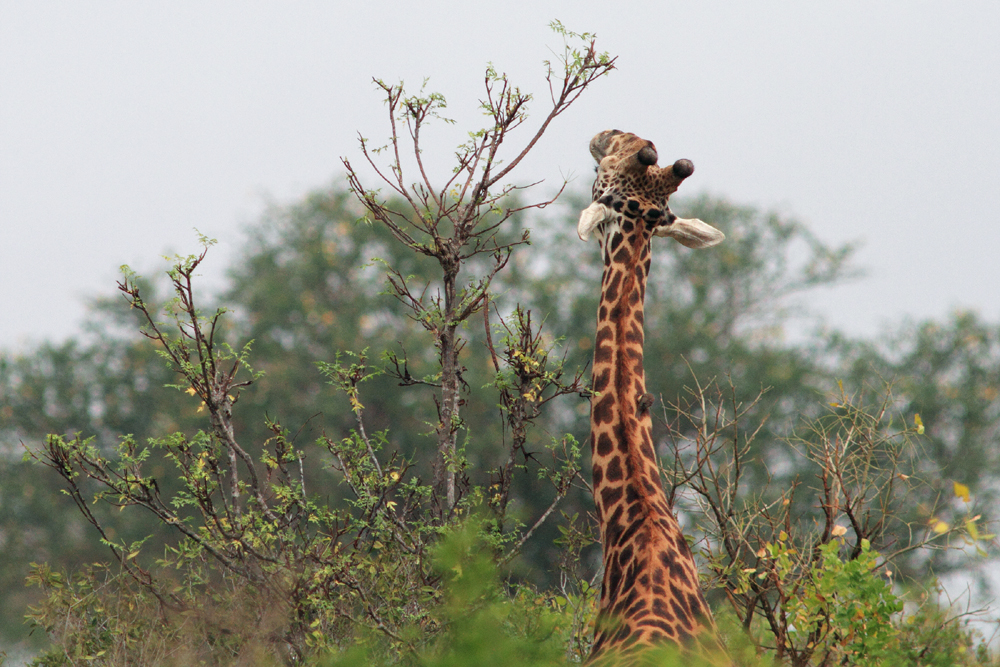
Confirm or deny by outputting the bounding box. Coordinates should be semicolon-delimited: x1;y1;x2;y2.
578;130;724;249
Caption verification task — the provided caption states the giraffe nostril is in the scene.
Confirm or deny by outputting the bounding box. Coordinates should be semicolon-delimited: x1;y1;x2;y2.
672;159;694;179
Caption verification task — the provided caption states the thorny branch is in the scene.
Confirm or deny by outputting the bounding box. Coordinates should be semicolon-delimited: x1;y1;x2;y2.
342;27;613;516
656;377;987;664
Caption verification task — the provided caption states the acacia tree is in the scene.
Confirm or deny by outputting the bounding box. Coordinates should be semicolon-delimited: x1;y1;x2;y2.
342;22;614;513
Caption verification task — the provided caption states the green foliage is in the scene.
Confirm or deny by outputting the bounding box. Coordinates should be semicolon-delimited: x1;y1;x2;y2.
890;595;997;667
768;537;902;664
26;563;178;666
322;519;570;667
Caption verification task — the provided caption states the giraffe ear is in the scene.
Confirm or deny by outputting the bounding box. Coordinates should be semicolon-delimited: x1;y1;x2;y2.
654;217;725;248
589;129;623;162
578;202;612;241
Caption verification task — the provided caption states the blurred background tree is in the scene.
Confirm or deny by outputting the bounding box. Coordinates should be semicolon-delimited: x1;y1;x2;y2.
3;179;997;658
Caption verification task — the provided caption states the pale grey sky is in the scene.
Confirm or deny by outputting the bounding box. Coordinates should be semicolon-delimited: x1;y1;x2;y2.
2;2;999;348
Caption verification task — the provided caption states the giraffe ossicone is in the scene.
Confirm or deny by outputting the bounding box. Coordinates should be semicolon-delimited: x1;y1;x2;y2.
580;129;729;663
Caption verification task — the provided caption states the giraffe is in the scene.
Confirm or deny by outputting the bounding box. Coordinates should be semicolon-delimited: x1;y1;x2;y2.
578;130;726;662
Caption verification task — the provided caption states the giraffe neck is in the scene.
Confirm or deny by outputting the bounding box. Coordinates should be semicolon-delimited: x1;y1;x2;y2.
588;220;716;657
590;227;661;528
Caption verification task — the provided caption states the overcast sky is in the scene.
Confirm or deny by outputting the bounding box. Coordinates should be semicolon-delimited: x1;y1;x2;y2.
2;2;998;350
